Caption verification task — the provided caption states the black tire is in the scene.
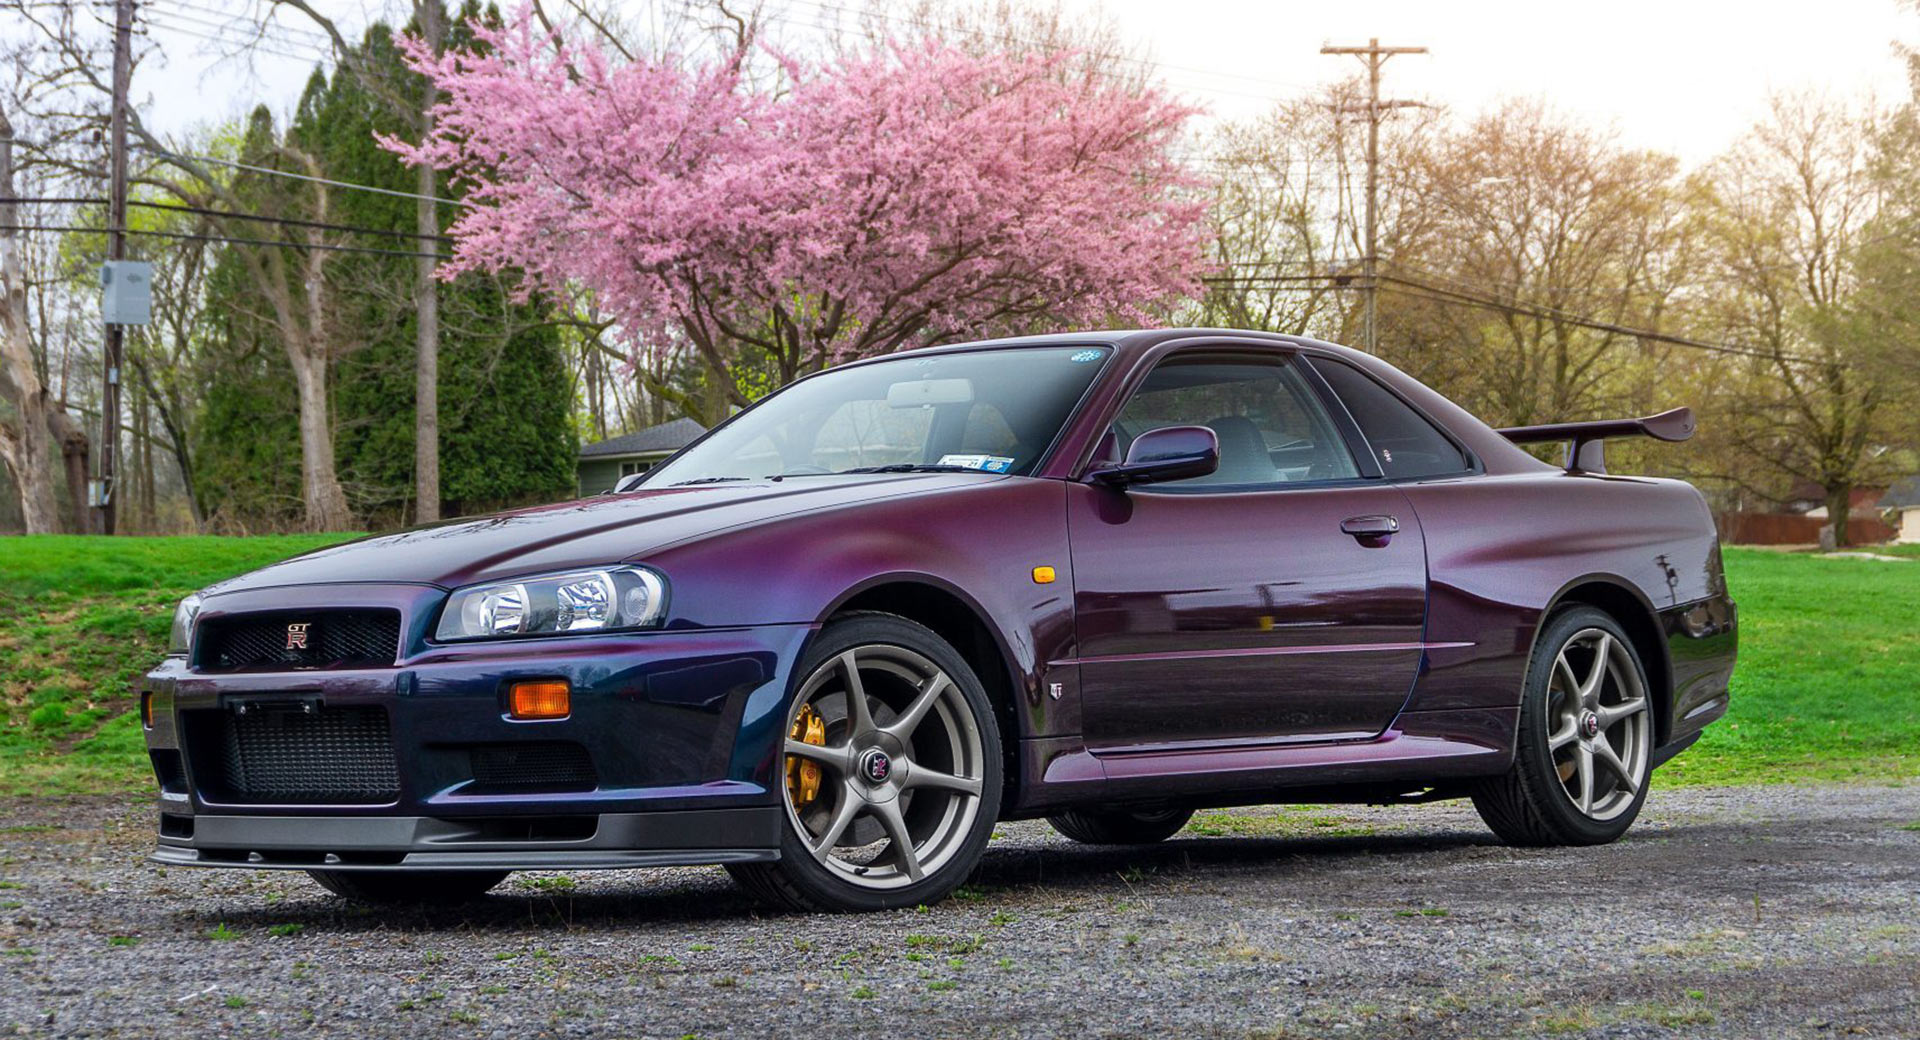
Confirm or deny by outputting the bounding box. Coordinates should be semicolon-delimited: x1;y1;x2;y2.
1048;806;1193;845
728;612;1003;913
307;870;509;905
1472;606;1655;847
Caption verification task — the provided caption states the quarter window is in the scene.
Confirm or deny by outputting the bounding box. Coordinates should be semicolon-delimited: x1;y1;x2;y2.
1110;356;1359;487
1310;358;1471;479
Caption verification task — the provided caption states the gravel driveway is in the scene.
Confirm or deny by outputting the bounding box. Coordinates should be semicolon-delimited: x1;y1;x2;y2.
1;784;1916;1038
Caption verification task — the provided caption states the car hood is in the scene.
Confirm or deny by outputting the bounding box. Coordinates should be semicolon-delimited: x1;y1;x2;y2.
204;474;1005;596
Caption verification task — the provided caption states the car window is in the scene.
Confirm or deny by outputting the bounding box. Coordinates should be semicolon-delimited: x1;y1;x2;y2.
1310;358;1471;479
1110;356;1360;487
958;402;1021;458
643;346;1112;483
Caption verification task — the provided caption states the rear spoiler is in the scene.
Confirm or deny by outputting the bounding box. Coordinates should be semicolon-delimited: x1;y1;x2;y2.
1496;407;1695;474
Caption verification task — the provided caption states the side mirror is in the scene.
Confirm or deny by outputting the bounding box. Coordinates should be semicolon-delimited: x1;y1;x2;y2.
1088;425;1219;487
608;472;648;494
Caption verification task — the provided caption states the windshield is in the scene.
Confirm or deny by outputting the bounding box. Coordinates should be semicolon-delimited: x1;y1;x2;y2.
643;346;1112;485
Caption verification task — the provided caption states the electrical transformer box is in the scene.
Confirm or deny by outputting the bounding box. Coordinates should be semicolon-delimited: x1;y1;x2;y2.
100;260;152;325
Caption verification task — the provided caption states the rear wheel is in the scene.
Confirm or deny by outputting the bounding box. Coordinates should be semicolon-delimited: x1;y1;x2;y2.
1048;806;1192;845
307;869;509;905
727;613;1002;913
1473;606;1654;846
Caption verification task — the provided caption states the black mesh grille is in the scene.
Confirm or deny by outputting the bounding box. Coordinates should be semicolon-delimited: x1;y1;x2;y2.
202;706;400;804
197;610;401;671
469;743;598;792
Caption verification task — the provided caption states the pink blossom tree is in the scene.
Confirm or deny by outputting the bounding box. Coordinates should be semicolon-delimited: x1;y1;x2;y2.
386;13;1210;416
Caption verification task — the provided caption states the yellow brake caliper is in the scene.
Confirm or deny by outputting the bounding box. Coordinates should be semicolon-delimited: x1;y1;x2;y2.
787;704;827;809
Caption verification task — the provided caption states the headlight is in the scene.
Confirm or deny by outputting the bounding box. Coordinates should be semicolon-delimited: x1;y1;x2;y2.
168;593;203;656
435;566;667;642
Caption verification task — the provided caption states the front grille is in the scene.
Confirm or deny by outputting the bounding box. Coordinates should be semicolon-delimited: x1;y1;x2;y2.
196;706;400;804
468;743;598;792
197;610;401;671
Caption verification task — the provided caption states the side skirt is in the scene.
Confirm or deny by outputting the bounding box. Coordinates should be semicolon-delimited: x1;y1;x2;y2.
1008;706;1515;817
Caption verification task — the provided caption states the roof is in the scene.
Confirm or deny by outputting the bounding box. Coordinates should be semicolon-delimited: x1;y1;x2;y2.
1881;476;1920;509
578;417;706;459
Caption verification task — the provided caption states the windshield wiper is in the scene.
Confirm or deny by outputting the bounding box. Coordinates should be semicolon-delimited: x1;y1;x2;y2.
839;464;981;474
669;476;751;486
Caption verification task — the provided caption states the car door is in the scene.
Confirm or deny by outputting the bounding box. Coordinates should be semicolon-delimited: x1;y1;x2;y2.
1066;349;1429;754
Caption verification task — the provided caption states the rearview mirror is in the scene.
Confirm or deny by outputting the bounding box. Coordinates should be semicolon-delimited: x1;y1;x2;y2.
885;378;974;408
1087;425;1219;487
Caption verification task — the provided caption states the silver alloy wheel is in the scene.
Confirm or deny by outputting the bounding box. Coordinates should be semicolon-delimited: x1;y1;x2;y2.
780;644;987;890
1544;627;1651;821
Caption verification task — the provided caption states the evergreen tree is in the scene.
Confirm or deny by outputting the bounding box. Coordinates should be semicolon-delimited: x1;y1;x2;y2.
194;12;575;528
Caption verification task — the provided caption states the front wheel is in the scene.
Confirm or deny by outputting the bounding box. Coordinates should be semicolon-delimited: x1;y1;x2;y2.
727;613;1003;913
1472;606;1655;846
308;869;509;905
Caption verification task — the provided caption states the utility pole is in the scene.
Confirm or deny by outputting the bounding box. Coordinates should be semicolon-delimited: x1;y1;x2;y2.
1321;38;1426;354
98;0;134;534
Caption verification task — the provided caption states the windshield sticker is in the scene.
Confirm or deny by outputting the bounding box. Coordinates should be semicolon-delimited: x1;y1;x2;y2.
937;454;1016;473
1069;349;1105;363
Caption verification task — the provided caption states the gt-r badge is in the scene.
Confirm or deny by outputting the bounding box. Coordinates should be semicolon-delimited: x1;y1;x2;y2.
285;622;311;650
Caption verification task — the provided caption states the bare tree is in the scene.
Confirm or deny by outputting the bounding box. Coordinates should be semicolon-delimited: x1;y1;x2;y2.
0;102;63;534
1698;94;1900;544
1391;100;1693;427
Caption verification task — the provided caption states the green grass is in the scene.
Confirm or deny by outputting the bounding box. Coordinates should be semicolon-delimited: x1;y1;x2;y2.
1656;547;1920;786
0;534;357;796
0;535;1912;795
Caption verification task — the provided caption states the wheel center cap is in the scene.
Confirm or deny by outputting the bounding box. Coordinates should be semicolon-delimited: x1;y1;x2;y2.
858;748;894;786
1580;711;1601;739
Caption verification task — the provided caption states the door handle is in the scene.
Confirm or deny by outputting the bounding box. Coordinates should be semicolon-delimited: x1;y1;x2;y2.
1340;514;1400;545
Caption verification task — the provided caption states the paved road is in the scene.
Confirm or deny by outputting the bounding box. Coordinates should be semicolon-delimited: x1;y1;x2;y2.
1;784;1916;1038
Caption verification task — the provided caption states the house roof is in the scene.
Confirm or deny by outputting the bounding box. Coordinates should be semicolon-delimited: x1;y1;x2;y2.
578;417;706;460
1880;476;1920;509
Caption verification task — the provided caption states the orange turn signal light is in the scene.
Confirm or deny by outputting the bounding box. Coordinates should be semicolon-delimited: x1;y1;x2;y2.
508;680;570;720
1032;565;1057;584
140;691;154;729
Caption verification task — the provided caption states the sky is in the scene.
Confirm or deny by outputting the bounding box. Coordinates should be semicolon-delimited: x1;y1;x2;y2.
133;0;1920;166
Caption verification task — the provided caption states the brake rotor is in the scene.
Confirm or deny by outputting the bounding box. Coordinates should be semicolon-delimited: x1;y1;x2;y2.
787;703;827;809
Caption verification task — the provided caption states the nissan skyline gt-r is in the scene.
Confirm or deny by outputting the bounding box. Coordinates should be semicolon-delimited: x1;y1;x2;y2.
140;329;1737;913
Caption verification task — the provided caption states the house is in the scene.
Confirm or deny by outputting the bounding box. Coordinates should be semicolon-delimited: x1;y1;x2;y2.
575;418;706;495
1881;477;1920;544
1787;481;1888;518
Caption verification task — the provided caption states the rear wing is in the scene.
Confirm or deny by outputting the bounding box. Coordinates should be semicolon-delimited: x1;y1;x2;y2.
1496;407;1695;474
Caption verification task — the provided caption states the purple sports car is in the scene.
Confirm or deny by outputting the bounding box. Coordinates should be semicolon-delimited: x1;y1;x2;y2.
140;329;1736;912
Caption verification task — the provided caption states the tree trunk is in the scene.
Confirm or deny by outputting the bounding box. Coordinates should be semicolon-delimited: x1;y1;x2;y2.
412;0;444;525
47;408;89;533
1826;484;1852;548
288;348;352;531
131;357;201;528
0;107;61;534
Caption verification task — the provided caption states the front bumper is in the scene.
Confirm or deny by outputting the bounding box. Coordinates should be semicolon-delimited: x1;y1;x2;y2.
141;583;811;870
151;809;780;871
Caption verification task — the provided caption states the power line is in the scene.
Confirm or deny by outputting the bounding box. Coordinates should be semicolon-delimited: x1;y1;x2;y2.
140;14;335;65
0;195;453;242
1201;266;1811;363
1376;274;1807;363
161;0;334;46
0;221;447;259
135;144;468;208
139;8;335;62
